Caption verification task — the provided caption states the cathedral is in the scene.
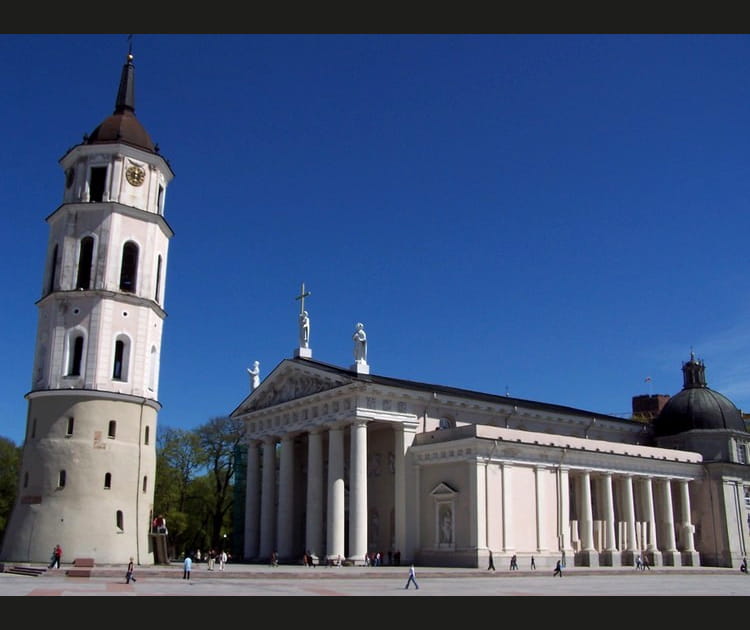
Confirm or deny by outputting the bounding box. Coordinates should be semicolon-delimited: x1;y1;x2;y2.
232;339;750;569
2;47;750;570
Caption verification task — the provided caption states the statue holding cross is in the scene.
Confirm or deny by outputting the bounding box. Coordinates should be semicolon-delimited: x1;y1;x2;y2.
296;283;311;349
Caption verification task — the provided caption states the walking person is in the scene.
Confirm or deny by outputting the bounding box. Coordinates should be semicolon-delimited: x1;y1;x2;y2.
183;554;192;580
530;555;536;570
125;557;137;583
509;553;518;570
487;550;496;571
48;544;62;569
404;564;419;590
642;555;651;571
553;559;563;577
741;557;748;573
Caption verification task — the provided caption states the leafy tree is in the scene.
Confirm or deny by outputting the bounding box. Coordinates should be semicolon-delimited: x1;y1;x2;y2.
195;415;245;551
0;436;21;545
154;426;204;558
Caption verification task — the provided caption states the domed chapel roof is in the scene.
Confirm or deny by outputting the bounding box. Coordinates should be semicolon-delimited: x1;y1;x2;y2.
653;352;746;437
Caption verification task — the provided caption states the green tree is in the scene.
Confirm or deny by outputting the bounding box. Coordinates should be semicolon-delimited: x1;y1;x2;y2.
195;415;245;551
0;436;21;545
154;426;204;558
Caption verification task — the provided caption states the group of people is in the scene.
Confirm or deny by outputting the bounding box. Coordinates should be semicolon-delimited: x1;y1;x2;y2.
191;548;229;570
635;554;651;571
152;514;168;535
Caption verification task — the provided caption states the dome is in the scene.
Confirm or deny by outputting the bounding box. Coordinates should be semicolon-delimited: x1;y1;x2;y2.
652;353;745;437
87;110;155;152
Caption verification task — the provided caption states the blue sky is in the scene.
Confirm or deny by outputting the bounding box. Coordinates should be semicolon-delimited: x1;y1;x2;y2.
1;34;749;446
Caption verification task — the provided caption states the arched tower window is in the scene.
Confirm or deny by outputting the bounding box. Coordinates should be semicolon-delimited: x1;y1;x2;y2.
58;470;66;488
119;241;139;293
108;420;117;439
76;236;94;290
142;475;148;493
112;337;130;381
148;345;157;391
144;426;150;445
47;244;58;294
67;333;85;376
155;254;162;302
104;472;112;489
116;510;124;531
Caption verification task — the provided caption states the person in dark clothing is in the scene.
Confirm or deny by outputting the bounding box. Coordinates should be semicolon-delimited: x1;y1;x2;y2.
553;559;563;577
404;564;419;590
126;557;137;583
487;550;496;571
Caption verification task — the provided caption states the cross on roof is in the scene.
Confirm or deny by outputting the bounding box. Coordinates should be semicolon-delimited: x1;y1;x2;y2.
296;282;311;315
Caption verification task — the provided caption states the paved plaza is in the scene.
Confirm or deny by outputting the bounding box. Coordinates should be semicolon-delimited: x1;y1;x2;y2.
1;562;749;596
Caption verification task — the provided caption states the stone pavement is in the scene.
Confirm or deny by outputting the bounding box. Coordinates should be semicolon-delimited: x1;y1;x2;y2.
1;561;749;596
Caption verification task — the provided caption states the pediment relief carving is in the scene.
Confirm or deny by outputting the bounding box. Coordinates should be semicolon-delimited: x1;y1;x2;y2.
246;372;350;412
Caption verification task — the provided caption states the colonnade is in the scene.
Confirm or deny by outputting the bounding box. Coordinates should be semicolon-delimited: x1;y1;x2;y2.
567;470;698;566
243;419;371;564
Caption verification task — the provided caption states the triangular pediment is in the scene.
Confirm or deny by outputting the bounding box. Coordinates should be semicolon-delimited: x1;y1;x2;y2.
430;482;457;497
232;359;355;415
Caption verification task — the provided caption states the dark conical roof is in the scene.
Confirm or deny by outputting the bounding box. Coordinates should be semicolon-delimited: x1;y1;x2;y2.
85;52;156;152
652;353;745;437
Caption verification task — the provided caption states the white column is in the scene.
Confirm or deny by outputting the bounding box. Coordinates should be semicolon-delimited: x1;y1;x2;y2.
623;476;638;552
348;419;368;564
501;463;514;552
276;434;295;560
602;473;617;552
259;436;277;560
243;439;260;560
394;422;418;562
643;477;658;551
659;479;678;552
305;429;324;559
534;465;546;552
579;472;595;551
326;425;345;562
557;466;573;555
679;480;697;552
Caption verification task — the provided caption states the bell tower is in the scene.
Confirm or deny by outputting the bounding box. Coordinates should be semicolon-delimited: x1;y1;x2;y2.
0;49;174;565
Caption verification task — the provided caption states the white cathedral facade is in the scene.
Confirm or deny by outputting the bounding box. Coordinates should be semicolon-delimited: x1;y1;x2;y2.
3;47;750;571
232;338;750;569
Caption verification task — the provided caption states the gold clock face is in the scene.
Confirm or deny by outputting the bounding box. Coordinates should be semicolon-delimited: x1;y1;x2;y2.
126;165;146;187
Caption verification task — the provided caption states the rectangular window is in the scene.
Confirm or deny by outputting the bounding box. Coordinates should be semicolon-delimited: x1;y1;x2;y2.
66;417;74;436
108;420;116;439
89;166;107;202
739;443;748;465
58;470;66;488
